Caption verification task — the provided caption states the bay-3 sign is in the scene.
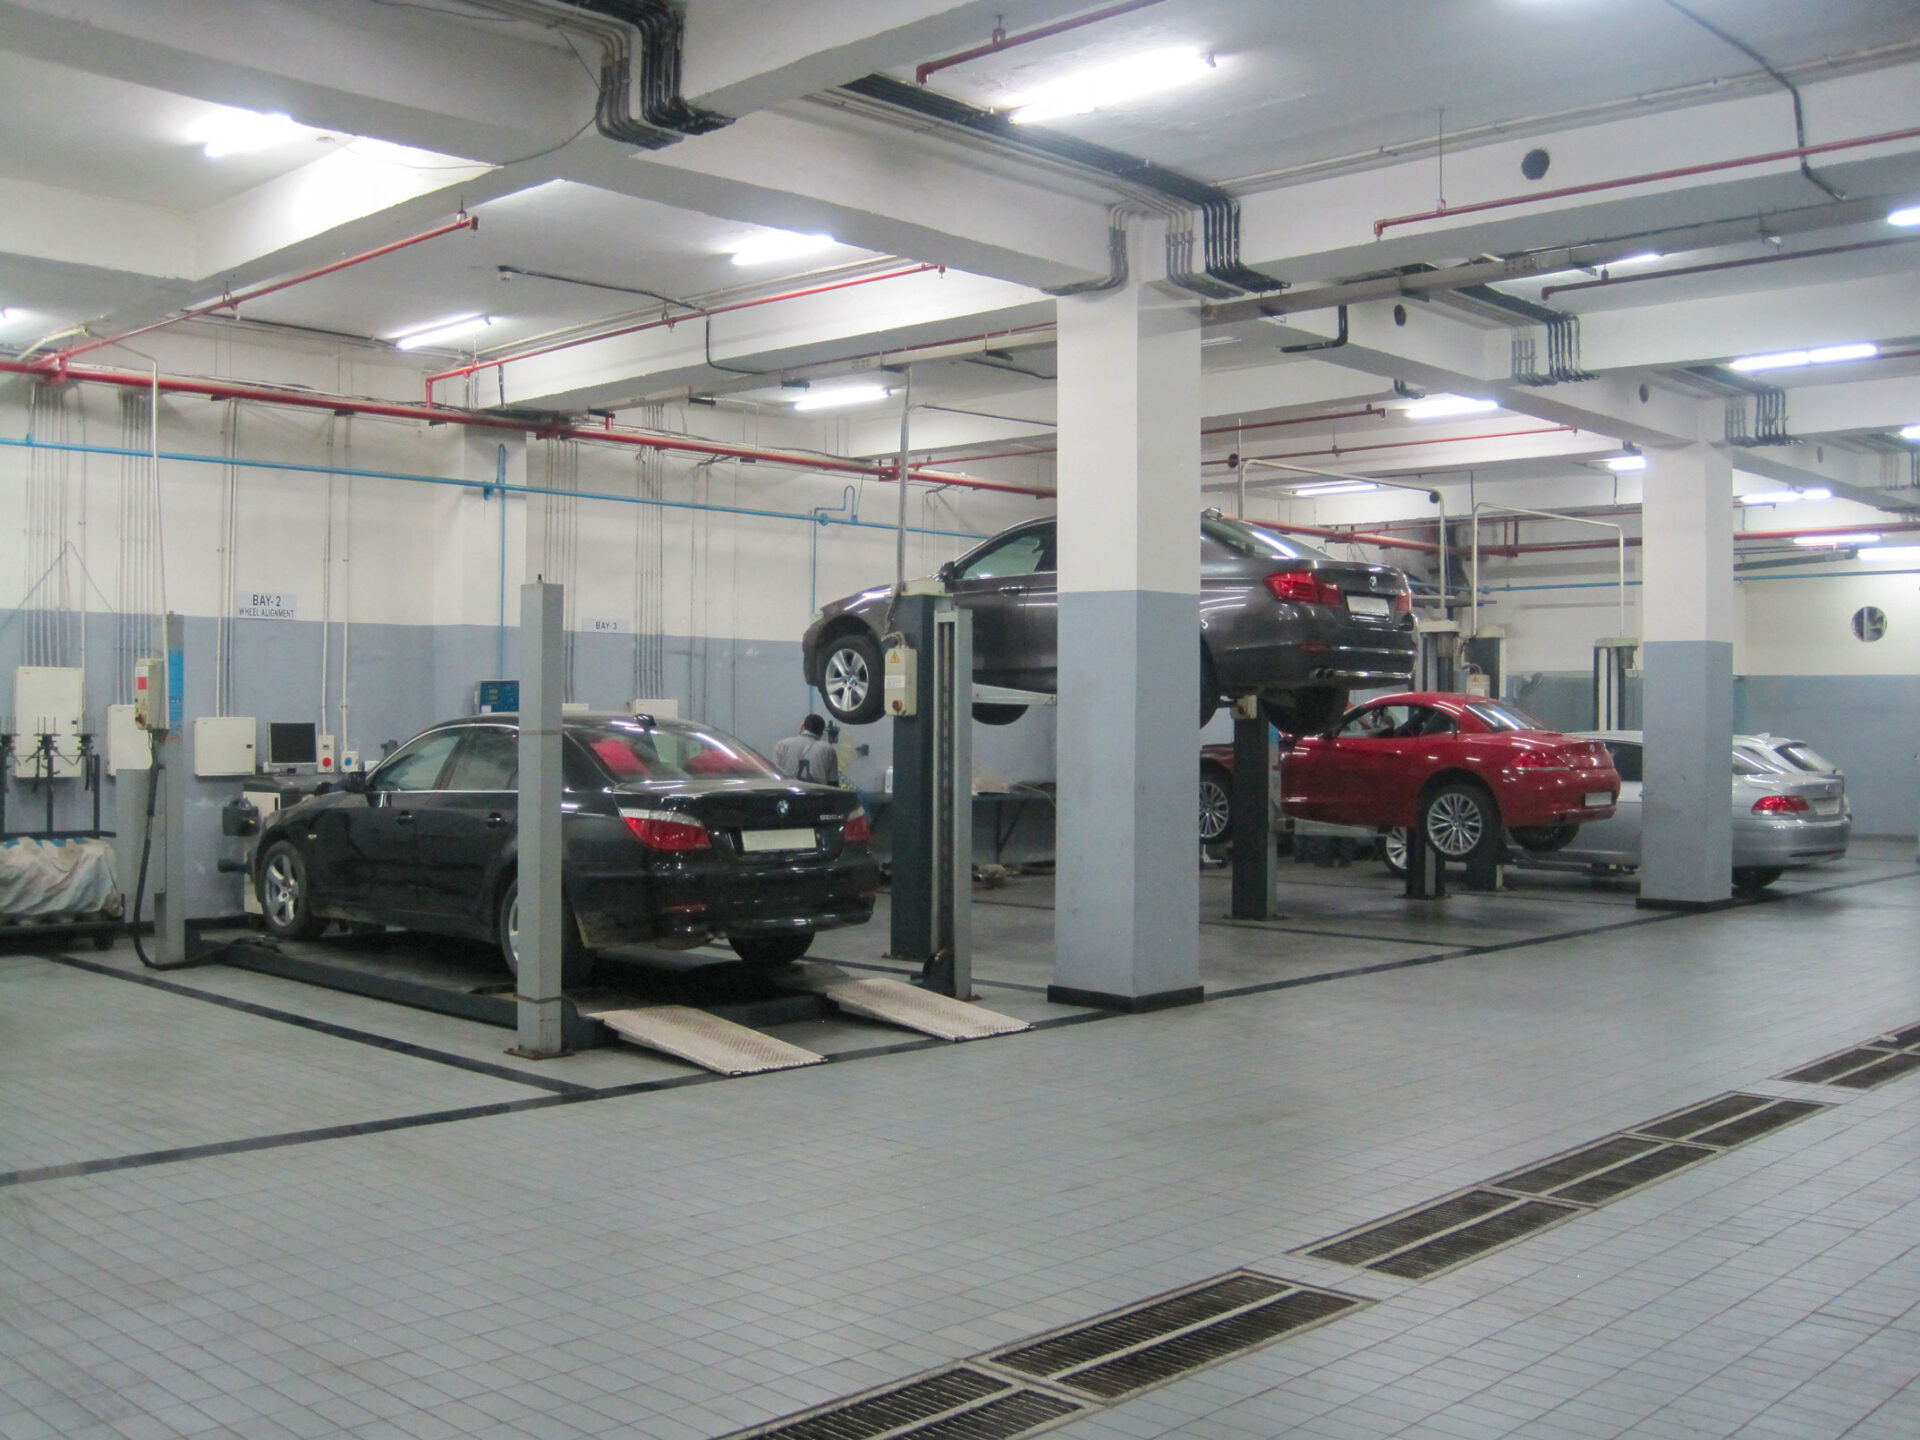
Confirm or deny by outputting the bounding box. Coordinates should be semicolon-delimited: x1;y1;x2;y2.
585;617;628;633
237;590;297;620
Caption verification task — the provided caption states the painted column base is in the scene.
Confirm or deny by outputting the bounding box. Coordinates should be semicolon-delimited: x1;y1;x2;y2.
1047;984;1205;1014
1635;895;1739;914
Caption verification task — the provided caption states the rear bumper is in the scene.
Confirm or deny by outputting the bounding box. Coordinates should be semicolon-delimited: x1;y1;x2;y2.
1734;815;1852;868
572;857;880;950
1501;772;1618;829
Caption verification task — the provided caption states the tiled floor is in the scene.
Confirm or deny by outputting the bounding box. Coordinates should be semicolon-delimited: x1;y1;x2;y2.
4;843;1919;1439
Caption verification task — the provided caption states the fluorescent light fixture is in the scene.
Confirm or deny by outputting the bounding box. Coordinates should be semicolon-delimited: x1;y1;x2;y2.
1401;395;1499;421
1889;205;1920;228
725;231;837;266
1739;487;1829;505
1008;49;1217;125
1611;252;1663;266
1200;335;1241;348
190;106;310;159
1793;532;1880;547
1292;480;1378;496
1729;342;1878;372
791;383;891;412
1900;423;1920;440
1862;545;1920;562
392;314;494;350
1604;454;1648;472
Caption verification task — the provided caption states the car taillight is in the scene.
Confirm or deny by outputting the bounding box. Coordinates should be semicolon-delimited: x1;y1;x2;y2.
1265;569;1342;606
619;808;712;850
1752;793;1811;814
1510;748;1570;770
843;807;872;844
1392;589;1413;614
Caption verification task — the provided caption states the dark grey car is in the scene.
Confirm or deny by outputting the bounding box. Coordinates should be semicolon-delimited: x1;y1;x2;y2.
802;512;1417;731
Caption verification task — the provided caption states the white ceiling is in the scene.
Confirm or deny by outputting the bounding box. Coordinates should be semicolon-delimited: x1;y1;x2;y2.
905;0;1920;184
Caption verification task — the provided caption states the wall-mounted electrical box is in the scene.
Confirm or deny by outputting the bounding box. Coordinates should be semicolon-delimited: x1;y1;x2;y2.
194;716;258;777
884;642;917;717
561;701;592;716
105;703;150;777
12;666;86;779
475;679;518;714
133;656;166;730
316;733;337;774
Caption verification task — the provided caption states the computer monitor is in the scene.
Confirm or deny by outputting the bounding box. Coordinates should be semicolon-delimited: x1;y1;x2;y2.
268;722;319;769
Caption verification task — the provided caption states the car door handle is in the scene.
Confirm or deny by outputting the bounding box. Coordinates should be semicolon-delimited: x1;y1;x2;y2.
394;810;415;825
998;583;1022;594
486;813;507;828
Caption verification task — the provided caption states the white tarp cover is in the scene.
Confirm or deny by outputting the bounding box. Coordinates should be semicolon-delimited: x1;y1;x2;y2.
0;838;118;918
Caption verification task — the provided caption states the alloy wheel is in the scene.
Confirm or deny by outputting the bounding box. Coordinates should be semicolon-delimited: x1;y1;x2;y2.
824;647;870;713
1198;776;1231;842
1382;827;1409;872
503;891;520;971
264;852;301;929
1425;792;1485;857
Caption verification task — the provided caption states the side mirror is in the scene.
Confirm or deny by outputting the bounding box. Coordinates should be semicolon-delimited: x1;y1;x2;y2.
342;769;369;795
937;561;955;585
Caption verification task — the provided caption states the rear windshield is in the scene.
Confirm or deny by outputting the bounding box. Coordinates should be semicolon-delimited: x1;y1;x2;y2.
1465;701;1548;732
1772;741;1837;773
1202;517;1330;563
1733;750;1775;777
570;720;779;782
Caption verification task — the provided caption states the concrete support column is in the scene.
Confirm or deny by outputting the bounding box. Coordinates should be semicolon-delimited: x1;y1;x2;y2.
1639;442;1735;909
1049;228;1204;1012
514;582;567;1056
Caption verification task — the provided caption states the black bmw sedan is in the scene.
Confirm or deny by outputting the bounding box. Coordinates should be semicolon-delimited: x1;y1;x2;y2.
252;713;877;984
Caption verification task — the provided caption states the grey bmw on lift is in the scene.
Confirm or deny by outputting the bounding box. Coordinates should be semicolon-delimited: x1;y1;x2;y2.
803;512;1418;733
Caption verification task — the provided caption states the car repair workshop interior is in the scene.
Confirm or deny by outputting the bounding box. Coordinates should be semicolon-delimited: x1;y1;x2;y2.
5;4;1920;1438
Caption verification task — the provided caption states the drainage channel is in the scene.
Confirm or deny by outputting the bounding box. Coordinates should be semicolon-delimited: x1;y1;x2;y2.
1301;1092;1831;1280
718;1271;1364;1440
1778;1018;1920;1090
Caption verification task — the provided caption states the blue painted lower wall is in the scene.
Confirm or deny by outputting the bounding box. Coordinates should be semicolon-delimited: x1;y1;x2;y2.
1734;675;1918;838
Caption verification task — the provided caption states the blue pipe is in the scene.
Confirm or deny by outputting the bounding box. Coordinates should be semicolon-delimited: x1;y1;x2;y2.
0;435;990;542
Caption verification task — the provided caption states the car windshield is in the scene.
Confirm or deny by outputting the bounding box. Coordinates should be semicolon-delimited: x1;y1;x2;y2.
1465;701;1548;732
1202;516;1331;562
571;720;779;782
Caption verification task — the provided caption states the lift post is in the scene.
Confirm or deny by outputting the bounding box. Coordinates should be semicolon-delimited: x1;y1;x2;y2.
1415;620;1461;692
1229;696;1275;920
886;593;974;997
513;581;567;1058
1594;638;1640;730
147;615;191;966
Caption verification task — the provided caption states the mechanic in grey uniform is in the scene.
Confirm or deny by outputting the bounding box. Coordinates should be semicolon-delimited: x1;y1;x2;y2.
773;714;839;785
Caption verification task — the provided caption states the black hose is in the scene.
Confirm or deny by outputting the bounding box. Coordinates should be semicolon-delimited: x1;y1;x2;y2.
129;757;167;968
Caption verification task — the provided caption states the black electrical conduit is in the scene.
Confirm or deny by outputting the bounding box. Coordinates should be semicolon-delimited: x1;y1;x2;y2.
563;0;730;140
838;74;1287;299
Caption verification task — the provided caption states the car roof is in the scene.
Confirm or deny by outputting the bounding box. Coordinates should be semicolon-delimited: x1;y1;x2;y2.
1577;731;1797;747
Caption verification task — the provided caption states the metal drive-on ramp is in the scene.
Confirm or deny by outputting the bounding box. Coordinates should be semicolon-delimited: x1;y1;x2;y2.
585;1004;826;1075
795;974;1031;1041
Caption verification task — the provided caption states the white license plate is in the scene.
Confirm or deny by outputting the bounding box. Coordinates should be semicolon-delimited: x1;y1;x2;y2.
1584;791;1614;807
1813;798;1841;815
1345;594;1391;616
739;827;817;853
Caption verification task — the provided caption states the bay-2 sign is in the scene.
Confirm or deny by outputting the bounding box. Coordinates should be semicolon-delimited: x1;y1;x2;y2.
237;591;297;620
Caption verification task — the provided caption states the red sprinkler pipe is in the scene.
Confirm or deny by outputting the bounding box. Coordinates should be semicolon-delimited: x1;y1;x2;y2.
0;357;1050;497
425;263;942;402
1243;517;1437;554
944;406;1391;464
1374;124;1920;238
915;0;1173;84
43;214;480;366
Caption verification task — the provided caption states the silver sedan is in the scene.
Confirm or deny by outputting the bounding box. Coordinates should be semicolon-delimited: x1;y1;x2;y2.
1551;731;1851;890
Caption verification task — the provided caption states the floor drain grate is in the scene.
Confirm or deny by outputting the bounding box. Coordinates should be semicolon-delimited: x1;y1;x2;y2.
725;1367;1061;1440
987;1271;1362;1401
1783;1026;1920;1091
1781;1048;1898;1085
1302;1093;1831;1282
1877;1022;1920;1050
1827;1052;1920;1090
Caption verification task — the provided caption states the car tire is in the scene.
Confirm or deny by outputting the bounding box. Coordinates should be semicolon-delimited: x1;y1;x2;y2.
728;933;813;966
497;876;595;988
1380;827;1409;876
1732;866;1784;892
1199;764;1232;845
258;841;327;940
1262;687;1346;738
1420;779;1500;863
1512;822;1579;853
818;631;885;725
972;703;1027;725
